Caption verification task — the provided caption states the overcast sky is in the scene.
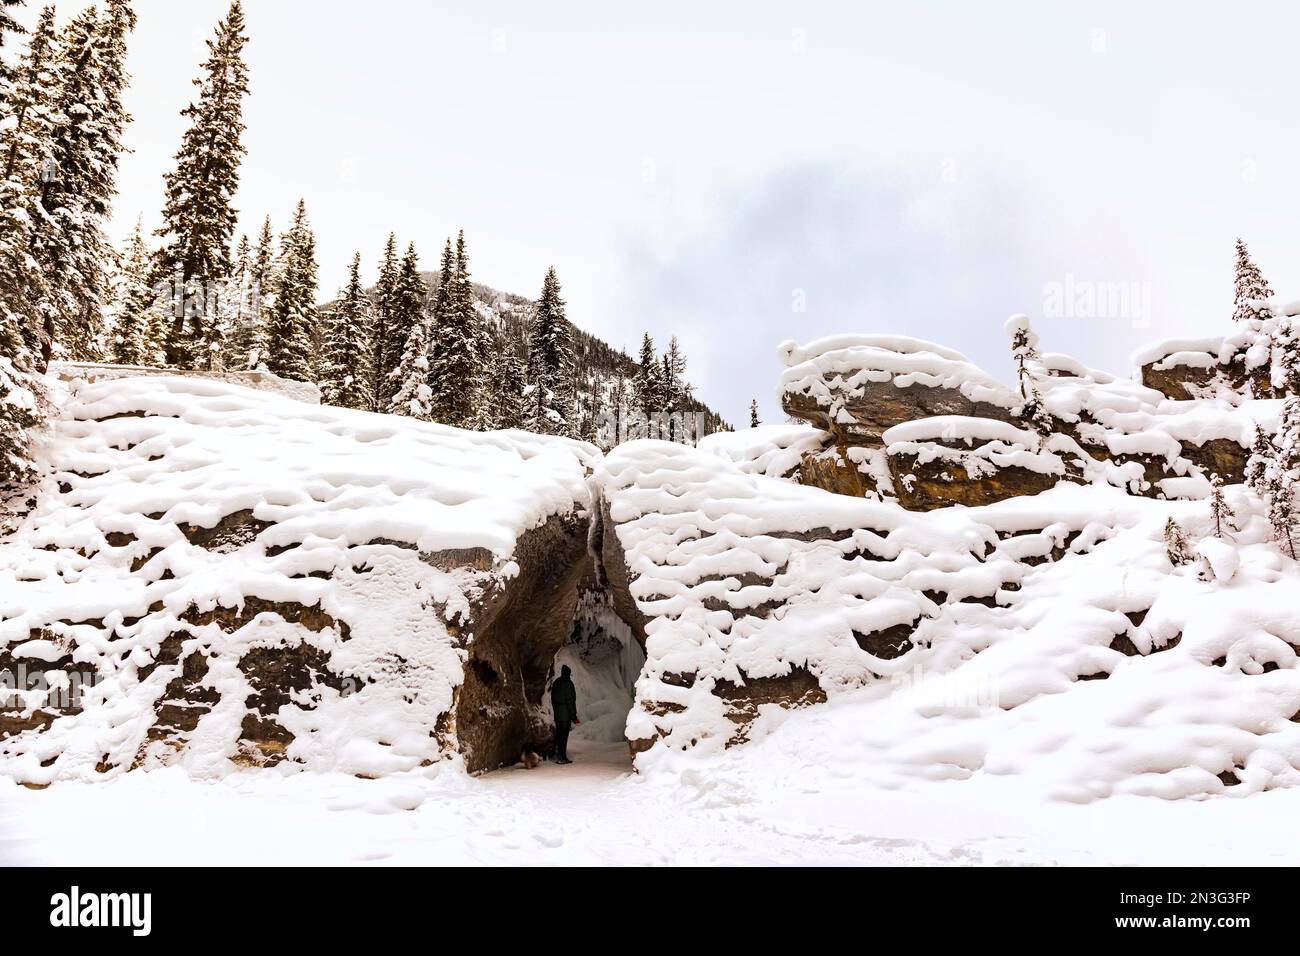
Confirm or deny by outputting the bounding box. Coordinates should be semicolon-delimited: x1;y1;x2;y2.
18;0;1300;423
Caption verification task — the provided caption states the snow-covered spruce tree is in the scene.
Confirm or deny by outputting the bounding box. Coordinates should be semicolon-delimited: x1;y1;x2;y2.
428;235;482;429
1232;238;1274;323
1265;469;1297;559
1005;313;1054;443
107;219;156;365
0;5;57;366
0;0;23;110
388;313;431;420
451;232;491;430
264;199;318;382
633;332;662;430
1164;517;1191;566
154;0;248;367
369;233;401;411
382;241;428;408
1207;473;1238;539
32;1;135;363
750;399;760;428
318;252;373;410
484;324;525;430
1277;396;1300;474
1274;317;1300;397
1245;423;1275;494
233;215;275;369
223;232;258;369
524;266;574;435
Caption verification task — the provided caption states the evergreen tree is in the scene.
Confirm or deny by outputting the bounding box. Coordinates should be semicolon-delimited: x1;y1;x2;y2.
1274;316;1300;397
0;354;43;486
0;4;57;366
633;332;663;433
370;233;400;411
1232;238;1273;323
224;232;258;369
154;0;249;366
428;234;481;428
384;241;428;407
265;199;318;382
750;399;760;428
1006;313;1054;441
108;218;154;365
36;2;135;362
1246;423;1275;495
1266;470;1297;560
0;1;23;113
235;215;275;368
319;252;373;410
524;266;573;435
1277;396;1300;473
1164;517;1191;566
388;314;431;420
1207;474;1237;539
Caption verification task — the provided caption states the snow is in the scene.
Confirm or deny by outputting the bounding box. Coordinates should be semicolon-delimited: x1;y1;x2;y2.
6;736;1300;865
696;423;824;478
1195;537;1239;583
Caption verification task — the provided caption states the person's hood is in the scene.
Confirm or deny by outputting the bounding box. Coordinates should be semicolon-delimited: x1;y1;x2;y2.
560;665;572;678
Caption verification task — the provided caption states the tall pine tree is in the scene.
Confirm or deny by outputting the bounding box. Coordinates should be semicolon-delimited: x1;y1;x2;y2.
265;199;318;382
383;241;428;410
154;0;249;366
37;1;135;361
319;252;373;410
428;233;482;428
0;4;57;366
524;266;573;435
1232;238;1274;323
369;232;400;411
108;218;155;365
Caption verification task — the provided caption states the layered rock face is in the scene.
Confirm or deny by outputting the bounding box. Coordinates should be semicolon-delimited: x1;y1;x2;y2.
1134;314;1296;402
598;437;1300;798
779;332;1275;510
0;375;598;783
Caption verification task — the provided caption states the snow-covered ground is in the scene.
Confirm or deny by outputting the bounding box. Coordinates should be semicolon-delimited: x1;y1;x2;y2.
6;710;1300;866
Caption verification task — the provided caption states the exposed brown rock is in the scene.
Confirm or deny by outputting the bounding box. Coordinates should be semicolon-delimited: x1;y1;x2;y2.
452;512;593;772
712;666;828;745
1141;358;1275;402
177;509;271;552
797;446;878;497
853;621;916;659
888;450;1068;511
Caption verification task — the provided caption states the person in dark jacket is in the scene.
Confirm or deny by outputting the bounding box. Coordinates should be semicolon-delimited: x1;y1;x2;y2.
550;664;579;764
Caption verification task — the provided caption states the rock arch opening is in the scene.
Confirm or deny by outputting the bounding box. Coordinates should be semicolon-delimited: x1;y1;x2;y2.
451;504;646;774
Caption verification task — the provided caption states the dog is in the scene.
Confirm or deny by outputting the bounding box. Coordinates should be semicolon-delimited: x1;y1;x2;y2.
520;749;541;769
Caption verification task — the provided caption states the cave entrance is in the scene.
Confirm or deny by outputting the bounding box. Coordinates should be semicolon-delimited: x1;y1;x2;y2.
451;509;646;774
541;588;646;767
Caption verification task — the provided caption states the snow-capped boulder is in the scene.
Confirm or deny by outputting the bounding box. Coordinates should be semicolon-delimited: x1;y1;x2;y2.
778;335;1019;449
1195;538;1240;583
0;375;599;783
777;331;1266;509
1133;319;1287;402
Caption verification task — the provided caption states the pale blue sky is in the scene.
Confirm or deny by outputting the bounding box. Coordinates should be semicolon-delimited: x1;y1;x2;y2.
21;0;1300;422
